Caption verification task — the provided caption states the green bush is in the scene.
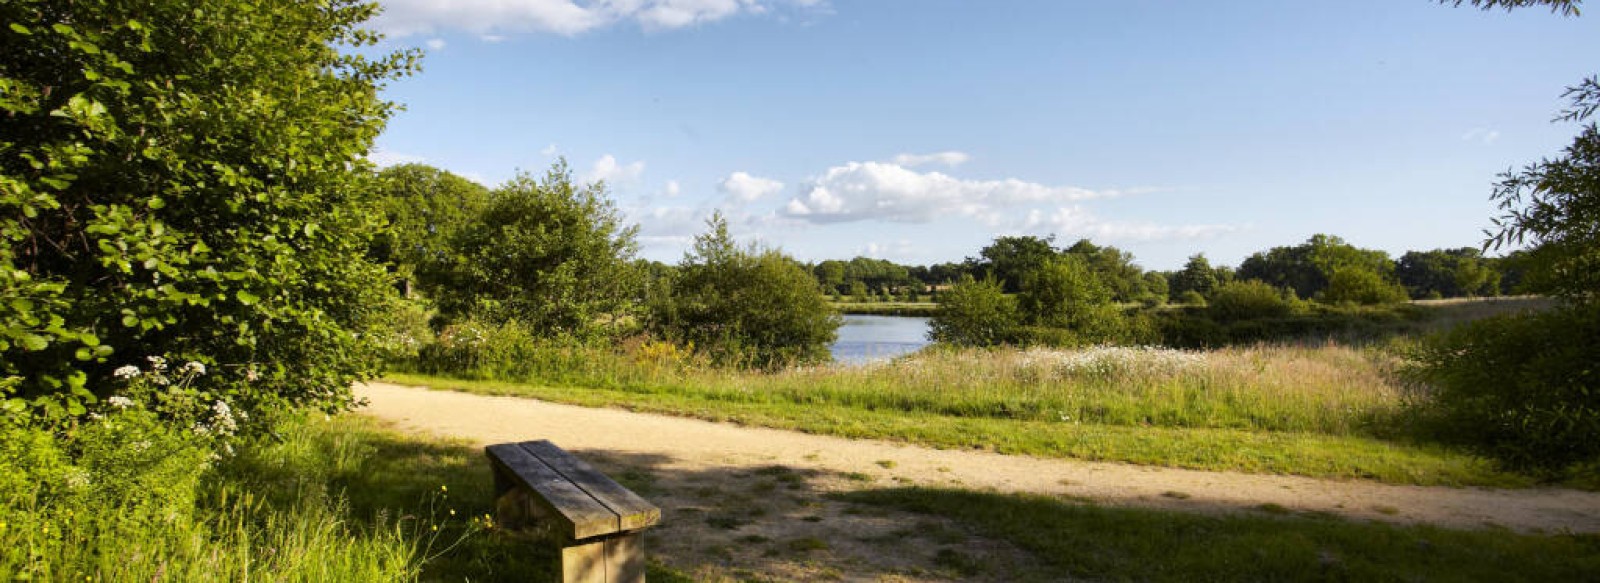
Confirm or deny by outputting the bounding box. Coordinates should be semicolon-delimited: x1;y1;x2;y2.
651;214;838;368
0;0;412;427
930;275;1020;346
1018;256;1119;334
1321;266;1409;306
1208;280;1302;322
1176;290;1207;307
426;163;641;341
1403;303;1600;475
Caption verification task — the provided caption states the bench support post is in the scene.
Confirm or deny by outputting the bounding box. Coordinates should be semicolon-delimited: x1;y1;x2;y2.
558;534;644;583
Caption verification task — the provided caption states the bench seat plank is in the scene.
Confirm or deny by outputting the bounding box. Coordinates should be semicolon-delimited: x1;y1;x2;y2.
522;440;662;532
486;443;619;540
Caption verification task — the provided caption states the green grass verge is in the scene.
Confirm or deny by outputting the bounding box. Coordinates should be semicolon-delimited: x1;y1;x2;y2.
380;371;1526;488
0;414;692;582
837;487;1600;582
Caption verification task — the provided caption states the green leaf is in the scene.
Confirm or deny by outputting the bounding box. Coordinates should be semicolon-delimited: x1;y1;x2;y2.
236;290;260;305
20;334;48;351
9;23;31;35
148;197;166;209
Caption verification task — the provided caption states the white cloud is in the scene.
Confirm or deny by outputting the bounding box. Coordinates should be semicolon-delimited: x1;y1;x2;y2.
367;149;428;167
718;171;785;202
582;154;646;185
1021;206;1237;242
373;0;828;38
781;161;1124;224
1461;128;1501;145
539;143;559;157
890;151;970;168
424;38;446;50
663;179;682;198
860;240;916;259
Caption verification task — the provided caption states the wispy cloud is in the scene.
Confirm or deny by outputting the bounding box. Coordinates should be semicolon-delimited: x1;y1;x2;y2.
890;151;970;168
373;0;830;38
781;160;1126;224
582;154;646;185
1020;206;1237;242
1460;128;1501;145
719;171;785;202
366;149;428;167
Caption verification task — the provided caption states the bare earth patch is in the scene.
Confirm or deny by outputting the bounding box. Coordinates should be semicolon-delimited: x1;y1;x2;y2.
356;382;1600;581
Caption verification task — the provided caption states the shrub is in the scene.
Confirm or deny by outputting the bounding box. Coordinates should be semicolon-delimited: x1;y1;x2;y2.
1177;290;1208;307
427;162;641;341
1322;267;1409;306
930;275;1020;346
1208;280;1301;322
653;214;838;368
1402;303;1600;474
0;0;412;427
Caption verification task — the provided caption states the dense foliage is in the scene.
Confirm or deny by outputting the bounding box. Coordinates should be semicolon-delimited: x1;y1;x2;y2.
1404;73;1600;475
927;275;1019;346
371;163;490;294
1405;304;1600;474
423;163;641;340
653;214;838;367
1;0;415;425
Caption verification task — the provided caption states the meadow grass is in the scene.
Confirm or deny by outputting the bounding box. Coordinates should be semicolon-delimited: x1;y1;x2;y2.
0;414;692;582
385;341;1528;487
830;301;938;316
837;487;1600;582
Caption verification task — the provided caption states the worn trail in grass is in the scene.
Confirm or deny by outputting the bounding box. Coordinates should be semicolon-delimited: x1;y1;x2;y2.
357;382;1600;534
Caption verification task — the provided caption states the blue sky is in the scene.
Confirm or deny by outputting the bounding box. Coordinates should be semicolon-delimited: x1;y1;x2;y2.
366;0;1600;270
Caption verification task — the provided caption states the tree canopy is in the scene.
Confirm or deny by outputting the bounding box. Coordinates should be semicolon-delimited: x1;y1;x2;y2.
1;0;416;423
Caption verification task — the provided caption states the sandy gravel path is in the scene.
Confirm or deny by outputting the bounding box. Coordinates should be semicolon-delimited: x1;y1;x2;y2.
357;382;1600;535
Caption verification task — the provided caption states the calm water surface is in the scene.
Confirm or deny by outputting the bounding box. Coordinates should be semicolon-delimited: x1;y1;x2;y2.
830;314;932;365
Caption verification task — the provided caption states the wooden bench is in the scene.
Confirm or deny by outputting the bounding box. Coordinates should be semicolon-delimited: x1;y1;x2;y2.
486;440;662;583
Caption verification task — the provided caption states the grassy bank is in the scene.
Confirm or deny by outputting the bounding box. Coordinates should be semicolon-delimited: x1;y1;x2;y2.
830;301;938;316
837;487;1600;581
0;414;691;581
385;342;1528;487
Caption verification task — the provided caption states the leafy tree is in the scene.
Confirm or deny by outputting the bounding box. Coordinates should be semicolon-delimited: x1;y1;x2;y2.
657;213;838;367
1237;235;1395;301
1438;0;1580;16
1142;272;1170;306
1484;76;1600;302
1208;280;1301;322
1170;254;1220;299
814;260;847;293
975;235;1058;293
1396;248;1500;299
1063;239;1149;303
0;0;416;424
427;162;641;340
929;275;1019;346
1321;267;1409;305
370;164;489;296
1017;255;1129;344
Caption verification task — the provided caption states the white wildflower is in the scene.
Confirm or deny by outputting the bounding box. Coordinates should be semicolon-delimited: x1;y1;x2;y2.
208;400;238;436
244;365;260;382
146;355;168;371
112;365;141;380
107;396;135;409
181;361;206;376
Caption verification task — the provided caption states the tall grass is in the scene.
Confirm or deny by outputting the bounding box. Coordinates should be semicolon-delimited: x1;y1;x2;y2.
406;341;1402;436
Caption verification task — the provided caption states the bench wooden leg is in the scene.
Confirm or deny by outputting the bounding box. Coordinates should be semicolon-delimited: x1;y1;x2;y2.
559;533;645;583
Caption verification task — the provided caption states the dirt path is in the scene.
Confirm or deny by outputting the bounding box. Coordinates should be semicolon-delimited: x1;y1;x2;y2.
357;381;1600;580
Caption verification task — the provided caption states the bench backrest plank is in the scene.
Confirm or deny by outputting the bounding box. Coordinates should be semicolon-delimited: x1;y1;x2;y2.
520;440;662;532
486;443;620;540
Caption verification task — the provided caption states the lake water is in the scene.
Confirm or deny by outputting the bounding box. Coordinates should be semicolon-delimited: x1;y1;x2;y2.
830;314;932;365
